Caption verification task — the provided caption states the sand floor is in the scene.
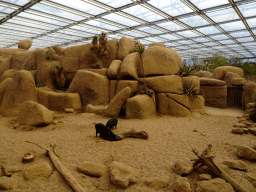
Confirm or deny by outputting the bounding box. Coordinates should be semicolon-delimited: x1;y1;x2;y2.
0;108;256;192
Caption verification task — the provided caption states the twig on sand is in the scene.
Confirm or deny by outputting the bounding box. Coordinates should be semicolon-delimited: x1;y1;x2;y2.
191;144;249;192
115;129;149;140
25;141;86;192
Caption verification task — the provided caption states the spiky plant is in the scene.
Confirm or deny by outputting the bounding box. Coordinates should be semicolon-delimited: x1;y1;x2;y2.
182;81;200;99
179;62;196;77
91;62;102;69
46;54;52;60
50;65;65;90
130;45;145;54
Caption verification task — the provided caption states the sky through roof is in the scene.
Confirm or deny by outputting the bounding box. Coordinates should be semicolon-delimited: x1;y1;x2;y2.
0;0;256;60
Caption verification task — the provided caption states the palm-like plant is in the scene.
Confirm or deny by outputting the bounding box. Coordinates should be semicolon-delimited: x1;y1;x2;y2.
182;81;200;99
179;62;196;77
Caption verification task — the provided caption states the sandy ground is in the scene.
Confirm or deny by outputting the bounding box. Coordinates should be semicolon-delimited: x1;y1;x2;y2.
1;108;256;192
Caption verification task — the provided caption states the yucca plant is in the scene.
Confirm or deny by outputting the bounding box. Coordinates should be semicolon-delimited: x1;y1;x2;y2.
91;62;102;69
179;62;196;77
46;54;52;60
130;45;145;54
182;81;200;99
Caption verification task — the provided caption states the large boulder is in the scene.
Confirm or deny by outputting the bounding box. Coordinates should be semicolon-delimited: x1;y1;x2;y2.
67;70;109;110
196;178;234;192
126;94;156;119
104;87;131;118
200;85;227;108
119;52;140;80
144;75;183;94
37;88;82;111
0;176;18;190
243;82;256;108
0;70;37;117
117;36;139;60
199;77;226;86
101;39;118;68
223;71;241;86
17;100;54;126
109;161;138;189
0;48;26;58
0;78;12;105
110;80;118;101
86;68;108;76
78;44;98;69
140;46;182;77
231;78;246;86
212;66;244;80
0;69;18;83
107;60;122;79
149;42;165;48
36;60;58;89
22;48;48;70
18;39;32;50
194;71;212;78
182;76;200;94
11;50;33;70
156;93;191;117
0;57;11;77
116;80;138;95
51;45;65;55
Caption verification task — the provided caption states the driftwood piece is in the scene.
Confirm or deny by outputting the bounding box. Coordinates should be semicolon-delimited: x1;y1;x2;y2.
25;141;86;192
192;144;249;192
115;129;149;140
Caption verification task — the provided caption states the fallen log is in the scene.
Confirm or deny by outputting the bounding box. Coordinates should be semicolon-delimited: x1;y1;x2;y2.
25;141;86;192
115;129;149;140
192;144;249;192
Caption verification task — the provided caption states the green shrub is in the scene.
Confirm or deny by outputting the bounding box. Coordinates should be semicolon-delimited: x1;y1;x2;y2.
91;62;102;69
46;54;52;60
242;62;256;76
210;54;229;70
50;65;63;74
36;83;46;88
130;45;145;54
182;81;200;99
178;61;196;77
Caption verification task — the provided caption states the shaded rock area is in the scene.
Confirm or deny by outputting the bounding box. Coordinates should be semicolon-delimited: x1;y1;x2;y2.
0;176;18;190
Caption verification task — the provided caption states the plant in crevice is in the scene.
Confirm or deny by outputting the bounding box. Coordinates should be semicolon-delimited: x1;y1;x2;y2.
178;61;196;77
36;83;46;88
182;81;200;99
91;62;102;69
130;45;145;54
46;54;52;60
50;65;65;90
136;82;155;97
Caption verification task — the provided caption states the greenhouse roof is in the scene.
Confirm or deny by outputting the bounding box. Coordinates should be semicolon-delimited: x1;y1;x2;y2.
0;0;256;59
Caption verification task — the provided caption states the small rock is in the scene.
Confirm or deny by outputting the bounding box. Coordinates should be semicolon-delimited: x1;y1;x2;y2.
0;176;18;190
196;178;234;192
24;162;52;181
4;165;23;176
246;103;256;109
222;160;247;171
145;176;169;190
198;174;212;181
173;159;193;175
233;123;248;128
237;146;256;161
109;161;138;189
249;128;256;135
77;161;106;177
172;175;192;192
243;128;249;134
13;123;20;129
65;108;74;113
231;128;244;134
53;120;58;125
245;172;256;183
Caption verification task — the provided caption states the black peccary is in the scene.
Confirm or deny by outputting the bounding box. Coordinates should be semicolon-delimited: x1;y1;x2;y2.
95;123;117;141
106;118;118;130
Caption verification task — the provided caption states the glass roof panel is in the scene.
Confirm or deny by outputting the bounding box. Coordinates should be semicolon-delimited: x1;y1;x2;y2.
194;38;209;43
238;37;254;43
1;0;29;6
180;15;209;28
239;2;256;18
95;0;131;8
148;0;193;17
197;26;220;35
0;7;15;14
189;0;227;10
211;34;228;41
122;4;164;22
177;31;199;38
206;8;238;23
230;30;251;38
157;22;184;31
219;20;246;31
247;18;256;28
102;13;141;27
43;0;105;15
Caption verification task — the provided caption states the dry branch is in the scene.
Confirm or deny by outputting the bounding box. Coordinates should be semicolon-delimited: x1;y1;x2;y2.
192;144;249;192
25;141;86;192
115;129;149;140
